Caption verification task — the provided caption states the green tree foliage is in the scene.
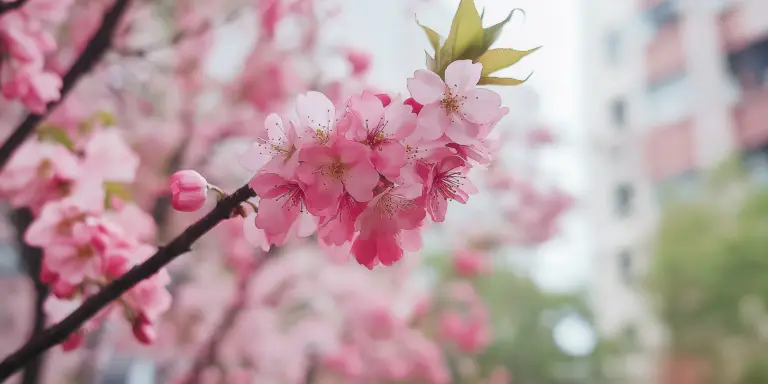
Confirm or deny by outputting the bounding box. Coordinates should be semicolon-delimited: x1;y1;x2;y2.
648;160;768;382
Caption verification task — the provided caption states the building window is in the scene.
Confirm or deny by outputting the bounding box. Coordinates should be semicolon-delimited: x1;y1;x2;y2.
611;98;626;129
605;29;622;65
615;183;634;218
646;73;691;126
618;250;633;284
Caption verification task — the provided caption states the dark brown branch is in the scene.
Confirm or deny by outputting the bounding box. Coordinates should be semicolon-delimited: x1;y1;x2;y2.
0;0;28;15
0;183;256;381
10;209;48;384
0;0;132;173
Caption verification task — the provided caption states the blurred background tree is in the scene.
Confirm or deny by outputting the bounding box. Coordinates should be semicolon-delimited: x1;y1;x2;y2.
425;253;615;384
649;159;768;384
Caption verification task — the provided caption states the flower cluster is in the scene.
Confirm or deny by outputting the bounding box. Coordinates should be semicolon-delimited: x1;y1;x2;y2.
0;0;73;112
229;60;507;269
0;121;170;349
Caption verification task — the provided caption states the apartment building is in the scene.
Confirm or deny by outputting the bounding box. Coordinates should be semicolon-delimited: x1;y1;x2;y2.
584;0;768;382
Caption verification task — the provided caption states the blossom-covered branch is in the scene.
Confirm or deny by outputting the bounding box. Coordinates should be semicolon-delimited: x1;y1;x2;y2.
0;0;131;172
0;183;256;381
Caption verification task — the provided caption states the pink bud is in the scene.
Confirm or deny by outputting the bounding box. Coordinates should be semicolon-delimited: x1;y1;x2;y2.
39;261;59;285
52;280;77;299
169;170;208;212
404;98;423;115
453;250;487;278
61;331;84;351
132;315;156;345
346;49;371;76
375;93;391;107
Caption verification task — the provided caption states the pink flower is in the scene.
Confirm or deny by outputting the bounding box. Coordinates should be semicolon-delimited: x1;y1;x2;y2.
82;129;140;183
169;170;209;212
453;250;487;278
352;184;426;268
297;138;379;209
345;48;371;76
239;113;301;177
0;140;80;208
347;92;416;180
423;156;478;222
248;173;317;239
375;93;391;107
317;192;365;246
295;91;337;145
407;60;503;143
2;64;62;114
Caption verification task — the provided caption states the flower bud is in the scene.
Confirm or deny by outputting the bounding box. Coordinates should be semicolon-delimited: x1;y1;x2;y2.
169;170;208;212
132;313;156;345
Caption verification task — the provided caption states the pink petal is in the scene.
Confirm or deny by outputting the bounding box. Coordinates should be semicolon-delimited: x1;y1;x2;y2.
439;156;466;173
265;113;286;141
350;93;384;129
343;162;379;202
461;88;503;125
351;237;377;269
254;197;297;234
243;215;271;252
376;235;403;266
427;193;448;222
416;103;450;142
445;118;481;146
296;91;335;131
298;145;335;165
248;173;288;197
444;60;482;93
407;70;445;105
238;142;271;172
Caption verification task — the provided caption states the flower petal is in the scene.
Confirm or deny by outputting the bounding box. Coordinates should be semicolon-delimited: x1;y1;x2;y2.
343;162;379;202
461;88;503;124
407;70;445;105
445;60;482;93
415;103;449;142
296;91;336;131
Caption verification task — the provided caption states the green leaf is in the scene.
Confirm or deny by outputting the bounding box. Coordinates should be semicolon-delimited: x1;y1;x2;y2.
425;51;436;72
476;47;540;76
478;73;532;86
37;124;75;150
416;18;441;54
482;8;525;51
104;182;132;208
439;0;483;74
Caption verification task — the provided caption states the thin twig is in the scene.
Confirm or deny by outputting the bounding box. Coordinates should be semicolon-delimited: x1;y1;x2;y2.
0;183;256;381
0;0;132;173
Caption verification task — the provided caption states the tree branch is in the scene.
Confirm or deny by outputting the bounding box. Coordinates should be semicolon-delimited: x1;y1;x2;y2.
0;183;256;381
10;209;48;384
0;0;28;15
0;0;132;173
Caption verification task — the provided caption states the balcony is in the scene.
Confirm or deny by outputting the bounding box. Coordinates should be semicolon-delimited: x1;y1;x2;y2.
644;119;695;182
719;0;768;53
732;87;768;150
646;20;686;84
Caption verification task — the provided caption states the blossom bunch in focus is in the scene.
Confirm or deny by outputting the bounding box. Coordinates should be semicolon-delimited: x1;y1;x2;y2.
229;59;506;269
